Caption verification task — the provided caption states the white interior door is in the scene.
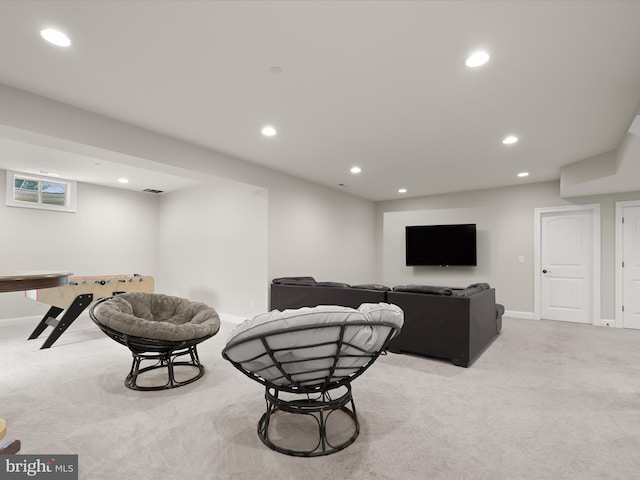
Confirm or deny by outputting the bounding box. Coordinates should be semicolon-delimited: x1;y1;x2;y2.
621;205;640;329
540;210;593;323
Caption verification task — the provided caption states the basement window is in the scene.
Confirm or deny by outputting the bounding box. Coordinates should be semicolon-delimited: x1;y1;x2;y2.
6;170;77;213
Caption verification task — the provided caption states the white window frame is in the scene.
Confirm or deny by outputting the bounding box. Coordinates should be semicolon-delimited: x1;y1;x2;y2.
5;170;77;213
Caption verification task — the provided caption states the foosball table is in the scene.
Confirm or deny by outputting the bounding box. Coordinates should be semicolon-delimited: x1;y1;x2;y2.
25;274;154;349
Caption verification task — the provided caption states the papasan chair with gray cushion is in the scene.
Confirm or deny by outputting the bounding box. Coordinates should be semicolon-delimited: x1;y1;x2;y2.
222;303;403;457
90;292;220;391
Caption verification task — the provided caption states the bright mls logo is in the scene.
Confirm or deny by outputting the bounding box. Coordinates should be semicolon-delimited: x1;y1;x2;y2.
0;455;77;479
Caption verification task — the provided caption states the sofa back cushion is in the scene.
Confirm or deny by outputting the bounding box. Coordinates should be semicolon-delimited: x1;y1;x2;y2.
453;283;490;297
392;284;453;296
272;276;317;285
351;284;391;291
315;281;351;288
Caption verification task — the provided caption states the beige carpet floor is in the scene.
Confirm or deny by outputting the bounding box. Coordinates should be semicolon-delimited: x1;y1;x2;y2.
1;313;640;480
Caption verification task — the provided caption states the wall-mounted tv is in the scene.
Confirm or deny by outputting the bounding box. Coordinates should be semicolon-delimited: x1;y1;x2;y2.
405;224;477;266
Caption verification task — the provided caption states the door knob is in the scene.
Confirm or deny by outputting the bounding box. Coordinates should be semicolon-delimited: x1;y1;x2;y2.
542;269;551;274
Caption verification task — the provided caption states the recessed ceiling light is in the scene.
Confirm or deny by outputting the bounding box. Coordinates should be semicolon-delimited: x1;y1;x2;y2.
261;125;277;137
517;172;529;178
350;166;362;174
465;51;489;68
118;178;129;184
269;66;282;74
502;135;519;145
398;188;407;194
40;28;71;47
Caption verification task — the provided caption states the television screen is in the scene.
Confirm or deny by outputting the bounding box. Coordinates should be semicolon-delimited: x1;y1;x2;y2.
405;224;477;266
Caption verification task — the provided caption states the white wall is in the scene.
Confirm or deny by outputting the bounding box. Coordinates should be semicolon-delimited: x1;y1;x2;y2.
266;176;376;285
376;181;640;320
3;83;640;326
0;84;377;317
157;182;268;318
0;169;159;319
383;208;509;286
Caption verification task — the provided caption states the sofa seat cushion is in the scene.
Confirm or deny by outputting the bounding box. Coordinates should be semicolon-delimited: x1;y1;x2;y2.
224;303;403;387
393;284;453;296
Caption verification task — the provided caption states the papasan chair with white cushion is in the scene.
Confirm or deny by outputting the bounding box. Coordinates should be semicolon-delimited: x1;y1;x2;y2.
222;303;403;457
90;292;220;391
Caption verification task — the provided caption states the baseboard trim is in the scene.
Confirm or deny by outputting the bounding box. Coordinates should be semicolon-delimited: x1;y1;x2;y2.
503;312;618;327
0;314;42;324
599;318;616;328
219;312;246;325
505;310;535;320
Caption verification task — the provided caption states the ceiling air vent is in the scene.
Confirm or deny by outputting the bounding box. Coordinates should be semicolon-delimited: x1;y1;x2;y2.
142;188;164;194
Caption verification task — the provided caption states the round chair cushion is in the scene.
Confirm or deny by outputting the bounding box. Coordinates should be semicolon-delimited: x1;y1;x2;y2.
92;292;220;342
224;303;403;387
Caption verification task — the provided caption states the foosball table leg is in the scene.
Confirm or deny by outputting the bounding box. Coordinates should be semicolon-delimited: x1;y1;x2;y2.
40;294;94;349
28;305;64;341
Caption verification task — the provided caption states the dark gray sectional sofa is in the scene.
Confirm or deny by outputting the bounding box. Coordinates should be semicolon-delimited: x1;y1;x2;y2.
270;277;504;367
270;277;389;310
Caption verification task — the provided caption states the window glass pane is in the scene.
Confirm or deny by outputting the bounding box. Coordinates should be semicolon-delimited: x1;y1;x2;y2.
14;179;39;203
8;171;76;212
42;182;66;206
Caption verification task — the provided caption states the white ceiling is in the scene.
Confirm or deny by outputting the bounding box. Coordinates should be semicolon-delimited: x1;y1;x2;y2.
0;0;639;201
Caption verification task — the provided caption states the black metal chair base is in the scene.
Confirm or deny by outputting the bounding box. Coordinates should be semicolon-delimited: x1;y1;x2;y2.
257;384;359;457
125;345;205;391
89;296;216;392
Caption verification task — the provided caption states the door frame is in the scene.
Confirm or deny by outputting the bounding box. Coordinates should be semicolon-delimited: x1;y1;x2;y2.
533;204;601;324
615;200;640;328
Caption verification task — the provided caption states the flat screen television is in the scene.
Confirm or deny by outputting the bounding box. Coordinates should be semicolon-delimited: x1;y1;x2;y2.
405;224;477;266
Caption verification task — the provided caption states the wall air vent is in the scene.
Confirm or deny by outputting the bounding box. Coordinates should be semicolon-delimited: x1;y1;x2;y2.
142;188;164;194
